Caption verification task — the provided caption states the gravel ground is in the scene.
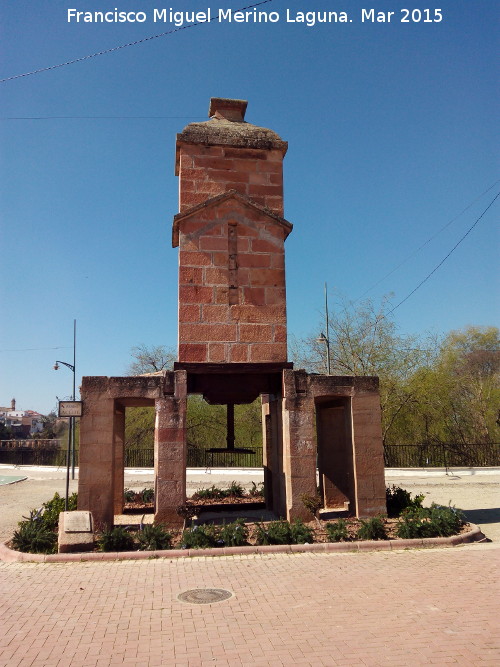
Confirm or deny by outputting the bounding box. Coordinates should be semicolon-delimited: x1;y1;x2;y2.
1;464;498;544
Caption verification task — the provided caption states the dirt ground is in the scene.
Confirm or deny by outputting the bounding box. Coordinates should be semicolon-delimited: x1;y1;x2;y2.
0;464;498;544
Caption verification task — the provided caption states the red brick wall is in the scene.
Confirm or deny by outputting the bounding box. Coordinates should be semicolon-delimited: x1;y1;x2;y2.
177;198;287;363
178;144;284;217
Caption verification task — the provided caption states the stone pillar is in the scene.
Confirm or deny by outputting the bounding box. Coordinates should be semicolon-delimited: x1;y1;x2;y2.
261;394;284;515
281;370;317;521
113;404;125;515
351;392;387;517
154;370;187;526
78;394;116;528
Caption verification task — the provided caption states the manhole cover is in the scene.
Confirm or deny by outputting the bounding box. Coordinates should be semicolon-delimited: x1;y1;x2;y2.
177;588;233;605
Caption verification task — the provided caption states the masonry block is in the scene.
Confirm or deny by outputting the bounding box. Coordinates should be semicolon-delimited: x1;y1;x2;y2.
154;383;187;527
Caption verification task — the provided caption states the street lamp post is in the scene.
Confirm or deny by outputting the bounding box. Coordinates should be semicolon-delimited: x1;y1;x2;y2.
54;319;77;509
316;283;331;374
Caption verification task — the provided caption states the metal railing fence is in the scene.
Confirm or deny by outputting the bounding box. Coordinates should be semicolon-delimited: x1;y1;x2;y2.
1;441;497;469
124;447;264;468
0;445;264;468
383;442;499;468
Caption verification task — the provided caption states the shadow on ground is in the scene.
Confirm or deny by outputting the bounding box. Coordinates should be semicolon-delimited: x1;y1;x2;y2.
462;508;500;525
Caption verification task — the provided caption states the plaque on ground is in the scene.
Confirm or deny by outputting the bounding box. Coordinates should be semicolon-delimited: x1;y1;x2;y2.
58;511;94;553
63;511;92;532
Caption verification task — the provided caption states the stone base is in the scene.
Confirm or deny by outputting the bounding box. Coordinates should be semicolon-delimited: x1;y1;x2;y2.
58;511;94;553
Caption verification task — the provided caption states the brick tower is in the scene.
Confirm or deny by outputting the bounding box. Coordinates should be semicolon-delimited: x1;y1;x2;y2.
173;98;292;365
77;98;387;529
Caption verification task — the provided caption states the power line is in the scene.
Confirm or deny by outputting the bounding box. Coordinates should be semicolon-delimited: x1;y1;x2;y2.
388;189;499;316
0;346;72;352
355;178;500;302
343;189;499;343
0;116;204;120
0;0;274;83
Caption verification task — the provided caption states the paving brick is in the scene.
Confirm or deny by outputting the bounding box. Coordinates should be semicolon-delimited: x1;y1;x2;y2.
2;545;498;666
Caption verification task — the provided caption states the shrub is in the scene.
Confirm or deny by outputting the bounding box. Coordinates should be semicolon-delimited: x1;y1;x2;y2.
356;517;388;541
180;524;220;549
255;520;291;545
11;519;57;554
227;481;245;498
98;526;136;552
386;485;424;518
12;493;78;554
300;493;323;519
396;507;430;539
124;488;136;502
39;492;78;530
326;519;351;542
248;481;264;497
137;524;172;551
176;504;197;530
427;503;465;536
192;485;227;501
141;488;154;504
219;519;249;547
290;519;314;544
396;503;465;539
255;519;313;545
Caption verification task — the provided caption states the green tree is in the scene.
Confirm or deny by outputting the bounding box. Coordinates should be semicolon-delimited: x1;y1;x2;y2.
124;345;263;455
397;326;500;445
125;344;175;452
290;296;438;446
0;422;13;440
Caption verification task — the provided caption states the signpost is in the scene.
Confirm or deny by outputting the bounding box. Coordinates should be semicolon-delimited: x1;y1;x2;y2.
54;320;78;510
58;401;83;418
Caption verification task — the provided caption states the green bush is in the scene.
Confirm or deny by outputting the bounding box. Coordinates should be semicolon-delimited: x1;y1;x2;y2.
248;481;264;497
255;519;314;545
11;519;57;554
255;520;290;545
290;519;314;544
300;493;323;518
219;519;249;547
11;493;78;554
192;485;227;501
124;489;136;502
180;524;220;549
98;526;136;552
427;503;465;536
137;524;172;550
386;485;424;518
326;519;351;542
227;481;245;498
141;488;154;503
356;517;388;541
39;492;78;530
396;503;465;539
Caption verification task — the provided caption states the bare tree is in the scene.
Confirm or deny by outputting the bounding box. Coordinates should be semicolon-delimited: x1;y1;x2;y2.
126;344;176;376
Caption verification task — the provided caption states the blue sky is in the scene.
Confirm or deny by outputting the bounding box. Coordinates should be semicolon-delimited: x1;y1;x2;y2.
1;0;498;415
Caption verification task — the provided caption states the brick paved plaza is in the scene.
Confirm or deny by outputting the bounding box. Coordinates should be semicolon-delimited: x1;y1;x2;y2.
1;467;499;665
1;544;499;666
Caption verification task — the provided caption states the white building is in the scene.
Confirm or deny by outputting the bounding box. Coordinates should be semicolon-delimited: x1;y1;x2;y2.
0;399;44;437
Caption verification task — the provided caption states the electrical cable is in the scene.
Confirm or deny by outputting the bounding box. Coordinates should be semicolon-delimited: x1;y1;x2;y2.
355;178;500;302
387;189;500;316
0;116;204;120
0;0;274;83
339;188;499;343
0;346;73;352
